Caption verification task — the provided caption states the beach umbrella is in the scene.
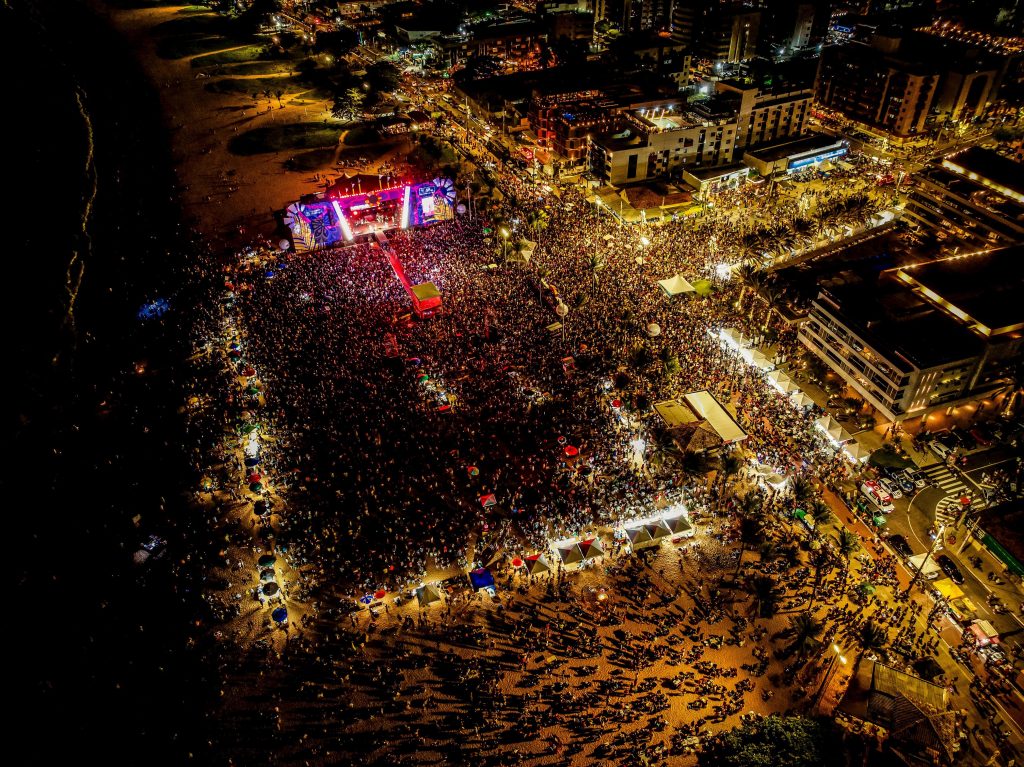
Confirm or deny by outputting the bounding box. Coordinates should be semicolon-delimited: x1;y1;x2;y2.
480;494;497;508
558;544;583;566
647;323;661;337
247;385;260;396
374;589;387;600
229;342;242;351
418;373;430;383
359;594;374;605
261;581;279;598
254;500;269;515
228;349;242;358
244;456;260;467
200;476;214;491
511;557;524;568
858;581;876;595
249;482;264;493
557;435;567;446
257;554;276;568
611;399;621;409
260;568;276;583
272;607;288;624
247;473;262;484
240;423;259;435
467;466;480;477
241;366;256;377
564;445;579;457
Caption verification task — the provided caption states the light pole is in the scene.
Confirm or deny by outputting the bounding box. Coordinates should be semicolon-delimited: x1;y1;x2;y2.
500;227;509;261
905;524;945;597
811;643;847;711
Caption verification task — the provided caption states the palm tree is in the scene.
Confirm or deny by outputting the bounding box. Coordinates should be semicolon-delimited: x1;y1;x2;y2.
734;262;764;311
760;287;782;331
719;452;742;495
790;475;815;508
806;547;834;611
587;253;605;292
749;575;783;618
809;500;834;532
857;620;887;655
835;529;859;561
734;497;766;578
659;345;680;377
627;343;653;372
788;612;824;658
527;209;549;241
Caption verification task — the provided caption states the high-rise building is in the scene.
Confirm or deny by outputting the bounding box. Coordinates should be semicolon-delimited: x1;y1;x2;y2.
670;1;762;63
815;36;939;137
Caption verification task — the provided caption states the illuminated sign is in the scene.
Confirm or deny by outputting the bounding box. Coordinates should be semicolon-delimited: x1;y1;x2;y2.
788;147;847;170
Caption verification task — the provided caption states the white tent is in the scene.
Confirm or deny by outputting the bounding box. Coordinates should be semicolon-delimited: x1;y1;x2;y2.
414;583;444;606
749;349;774;371
625;526;659;551
766;369;798;394
789;390;814;409
842;440;871;463
718;328;748;350
814;415;852;445
658;274;696;297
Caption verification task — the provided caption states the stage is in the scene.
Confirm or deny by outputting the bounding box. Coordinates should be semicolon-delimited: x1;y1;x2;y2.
285;177;457;252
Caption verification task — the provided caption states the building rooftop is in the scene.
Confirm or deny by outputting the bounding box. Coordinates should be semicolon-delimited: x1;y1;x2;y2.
744;134;846;163
894;246;1024;338
942;147;1024;204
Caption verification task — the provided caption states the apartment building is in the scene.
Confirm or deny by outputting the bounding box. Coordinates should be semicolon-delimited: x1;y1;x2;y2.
798;247;1023;421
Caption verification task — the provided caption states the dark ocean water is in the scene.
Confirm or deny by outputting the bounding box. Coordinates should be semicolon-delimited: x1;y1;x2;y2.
7;1;212;763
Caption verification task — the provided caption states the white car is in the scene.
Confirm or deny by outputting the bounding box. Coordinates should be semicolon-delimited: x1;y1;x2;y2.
903;468;926;489
878;477;903;499
929;441;953;461
860;480;895;513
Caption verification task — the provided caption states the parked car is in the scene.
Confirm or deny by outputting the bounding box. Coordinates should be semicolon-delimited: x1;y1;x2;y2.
936;554;965;585
969;425;994;447
879;477;903;499
887;534;913;558
903;468;926;489
952;428;977;451
892;473;915;494
930;441;953;461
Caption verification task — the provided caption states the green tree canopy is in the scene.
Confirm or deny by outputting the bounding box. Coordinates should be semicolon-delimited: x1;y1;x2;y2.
698;715;843;767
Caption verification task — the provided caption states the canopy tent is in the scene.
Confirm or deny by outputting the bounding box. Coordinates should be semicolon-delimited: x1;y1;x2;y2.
749;348;774;371
524;553;552;575
842;441;871;463
414;583;443;606
658;274;696;297
789;390;814;409
932;578;965;600
578;538;604;560
468;567;496;591
766;369;798;394
645;520;673;542
718;327;748;350
968;620;999;646
558;543;584;565
663;514;695;537
814;415;852;445
625;526;658;551
908;553;942;579
518;238;537;260
410;282;442;316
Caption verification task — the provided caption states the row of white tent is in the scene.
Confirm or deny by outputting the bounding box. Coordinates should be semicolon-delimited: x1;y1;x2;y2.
622;513;695;552
717;326;871;464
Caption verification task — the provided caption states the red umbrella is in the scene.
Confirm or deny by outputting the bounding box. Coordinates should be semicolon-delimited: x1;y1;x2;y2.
247;473;262;484
242;366;256;377
564;445;579;457
511;557;524;568
374;589;387;600
960;496;972;506
611;399;621;409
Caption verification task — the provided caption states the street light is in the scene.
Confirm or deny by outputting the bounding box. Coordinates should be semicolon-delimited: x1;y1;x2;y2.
500;227;509;260
811;643;847;710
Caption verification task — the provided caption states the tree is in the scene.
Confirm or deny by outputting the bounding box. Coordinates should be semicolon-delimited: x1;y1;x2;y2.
627;343;652;372
587;253;605;291
659;345;680;377
735;496;766;578
719;452;742;494
332;87;365;120
857;620;887;656
807;547;834;611
761;286;782;331
527;209;549;241
790;475;815;508
698;715;842;767
808;500;834;531
734;262;764;310
787;612;824;658
366;61;400;93
834;529;859;561
748;575;782;618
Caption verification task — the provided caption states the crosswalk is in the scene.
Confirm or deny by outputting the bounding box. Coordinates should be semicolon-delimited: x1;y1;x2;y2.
918;464;986;526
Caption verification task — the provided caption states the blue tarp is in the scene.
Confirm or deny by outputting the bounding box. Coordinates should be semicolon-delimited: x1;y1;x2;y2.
468;568;495;590
272;607;288;623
